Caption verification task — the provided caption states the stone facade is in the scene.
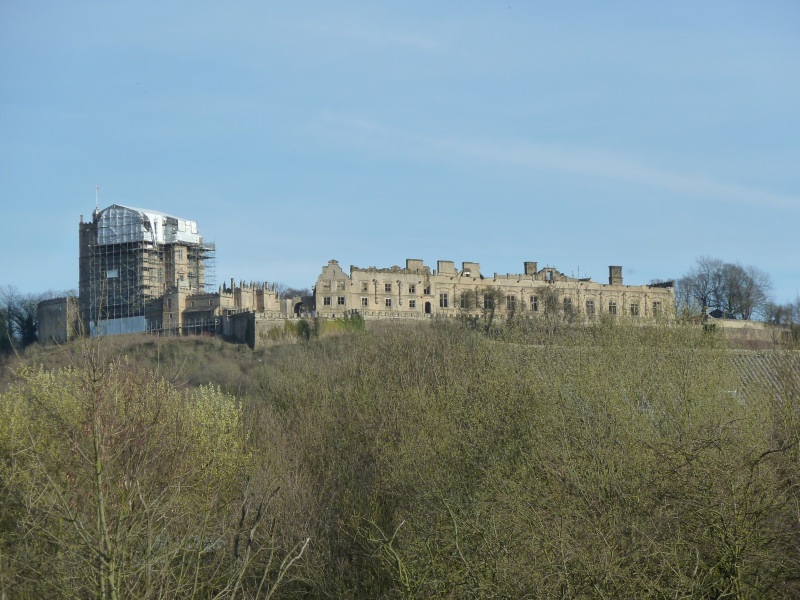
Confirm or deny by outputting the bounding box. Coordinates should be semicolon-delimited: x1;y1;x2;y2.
159;279;297;335
37;296;80;345
315;258;674;321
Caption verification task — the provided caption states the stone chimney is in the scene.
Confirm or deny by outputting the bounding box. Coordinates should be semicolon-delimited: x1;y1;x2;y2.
462;261;480;278
524;262;538;276
437;260;456;274
609;266;623;286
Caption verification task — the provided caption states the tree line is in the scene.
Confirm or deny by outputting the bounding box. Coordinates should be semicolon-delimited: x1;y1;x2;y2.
675;256;799;326
675;256;781;321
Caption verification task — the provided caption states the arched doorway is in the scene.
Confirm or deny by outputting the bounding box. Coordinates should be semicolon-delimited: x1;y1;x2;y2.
424;301;432;314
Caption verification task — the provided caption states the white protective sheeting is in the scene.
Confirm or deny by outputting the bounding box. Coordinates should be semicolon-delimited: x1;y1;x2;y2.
90;316;147;337
96;204;200;246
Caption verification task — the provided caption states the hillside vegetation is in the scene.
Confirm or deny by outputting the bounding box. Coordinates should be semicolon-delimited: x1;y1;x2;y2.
1;321;799;598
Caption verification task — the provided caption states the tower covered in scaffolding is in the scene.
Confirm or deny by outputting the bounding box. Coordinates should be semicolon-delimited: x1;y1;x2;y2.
79;204;216;335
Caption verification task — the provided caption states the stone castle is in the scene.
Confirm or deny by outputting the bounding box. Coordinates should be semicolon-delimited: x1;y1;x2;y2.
37;204;675;346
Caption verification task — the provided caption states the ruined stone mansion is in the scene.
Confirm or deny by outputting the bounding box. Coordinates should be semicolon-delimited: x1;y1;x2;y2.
314;259;674;322
37;204;676;345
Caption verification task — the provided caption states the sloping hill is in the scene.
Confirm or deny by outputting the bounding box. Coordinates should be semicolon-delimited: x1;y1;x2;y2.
730;349;800;400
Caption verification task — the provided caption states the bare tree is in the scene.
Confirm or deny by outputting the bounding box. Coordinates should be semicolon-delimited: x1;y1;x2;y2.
0;304;12;353
736;264;772;320
0;336;309;598
765;297;800;326
674;276;696;318
281;287;312;300
684;257;725;316
678;258;772;320
0;286;42;347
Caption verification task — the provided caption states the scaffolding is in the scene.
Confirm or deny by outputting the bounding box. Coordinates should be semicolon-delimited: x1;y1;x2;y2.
81;205;216;335
87;240;154;321
189;240;217;293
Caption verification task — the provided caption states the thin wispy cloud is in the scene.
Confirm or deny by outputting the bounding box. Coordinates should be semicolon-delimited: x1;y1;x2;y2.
311;113;800;211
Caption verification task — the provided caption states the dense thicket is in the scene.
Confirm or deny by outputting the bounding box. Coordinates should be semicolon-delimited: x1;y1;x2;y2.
0;340;309;599
2;321;799;598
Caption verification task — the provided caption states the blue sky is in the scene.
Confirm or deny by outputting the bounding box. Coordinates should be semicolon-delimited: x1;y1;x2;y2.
2;1;799;304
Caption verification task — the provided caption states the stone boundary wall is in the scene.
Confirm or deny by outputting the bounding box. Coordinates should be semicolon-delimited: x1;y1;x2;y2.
706;318;789;345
